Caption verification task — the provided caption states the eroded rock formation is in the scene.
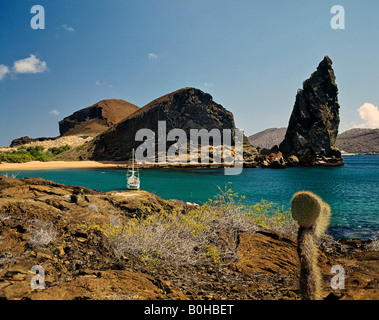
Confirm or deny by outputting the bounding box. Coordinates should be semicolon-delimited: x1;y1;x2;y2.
279;56;344;166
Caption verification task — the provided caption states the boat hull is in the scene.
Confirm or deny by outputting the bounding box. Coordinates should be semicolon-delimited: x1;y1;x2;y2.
127;182;140;190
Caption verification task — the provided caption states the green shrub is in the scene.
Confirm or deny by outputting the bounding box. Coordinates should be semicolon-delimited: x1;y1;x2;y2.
26;146;45;158
48;145;71;156
246;199;297;235
35;153;53;162
0;151;34;163
0;144;70;163
27;145;44;152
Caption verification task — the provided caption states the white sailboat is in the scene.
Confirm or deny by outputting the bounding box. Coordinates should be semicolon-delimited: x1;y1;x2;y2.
126;148;140;190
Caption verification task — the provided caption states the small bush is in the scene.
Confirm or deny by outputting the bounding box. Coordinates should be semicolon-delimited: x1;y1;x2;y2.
48;145;71;156
0;151;34;163
27;146;44;154
246;199;297;236
0;144;71;163
79;183;296;268
367;238;379;252
205;245;221;264
27;219;57;248
82;185;293;267
35;153;52;162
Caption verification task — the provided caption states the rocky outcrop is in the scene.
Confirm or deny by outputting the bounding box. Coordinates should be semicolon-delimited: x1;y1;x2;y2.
247;125;379;164
0;176;377;300
10;136;57;148
279;56;344;166
81;88;259;164
255;148;286;169
59;99;139;136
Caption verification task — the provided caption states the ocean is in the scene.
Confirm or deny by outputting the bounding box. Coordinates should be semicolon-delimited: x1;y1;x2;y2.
1;155;378;240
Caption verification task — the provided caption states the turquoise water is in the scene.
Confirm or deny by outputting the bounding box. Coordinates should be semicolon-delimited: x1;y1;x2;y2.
1;155;378;240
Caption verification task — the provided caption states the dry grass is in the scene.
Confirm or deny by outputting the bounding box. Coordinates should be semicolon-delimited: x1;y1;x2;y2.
366;238;379;251
81;184;295;266
27;219;57;248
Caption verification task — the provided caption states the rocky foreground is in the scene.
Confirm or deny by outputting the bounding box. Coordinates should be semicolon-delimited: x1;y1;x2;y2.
0;176;377;300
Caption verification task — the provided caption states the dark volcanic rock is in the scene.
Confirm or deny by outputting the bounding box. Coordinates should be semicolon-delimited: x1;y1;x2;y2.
86;88;258;162
59;99;139;136
10;136;57;148
279;56;343;166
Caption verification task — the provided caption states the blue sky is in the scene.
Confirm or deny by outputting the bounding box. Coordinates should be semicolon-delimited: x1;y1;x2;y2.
0;0;378;146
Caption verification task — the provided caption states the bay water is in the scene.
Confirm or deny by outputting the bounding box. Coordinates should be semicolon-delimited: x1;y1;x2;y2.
1;155;378;240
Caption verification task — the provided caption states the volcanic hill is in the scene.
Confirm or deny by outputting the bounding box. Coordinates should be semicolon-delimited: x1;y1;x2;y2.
59;99;139;137
70;87;258;164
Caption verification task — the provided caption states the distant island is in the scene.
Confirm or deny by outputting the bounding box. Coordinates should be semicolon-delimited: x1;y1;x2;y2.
248;127;379;155
1;56;352;169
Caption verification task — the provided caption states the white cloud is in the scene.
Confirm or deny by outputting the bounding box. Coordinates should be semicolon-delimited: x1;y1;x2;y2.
148;53;158;60
357;102;379;128
13;54;48;74
202;82;214;87
62;24;75;32
0;65;10;80
95;80;113;88
49;109;60;116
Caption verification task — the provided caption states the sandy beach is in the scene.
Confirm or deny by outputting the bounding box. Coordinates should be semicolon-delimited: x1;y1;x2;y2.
0;161;127;171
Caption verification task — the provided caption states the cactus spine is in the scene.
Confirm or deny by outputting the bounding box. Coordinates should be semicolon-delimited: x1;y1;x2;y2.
291;191;331;300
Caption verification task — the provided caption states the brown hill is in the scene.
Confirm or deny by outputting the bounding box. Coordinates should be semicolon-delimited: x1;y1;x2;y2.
73;87;258;164
59;99;139;136
336;128;379;154
248;128;287;149
248;127;379;155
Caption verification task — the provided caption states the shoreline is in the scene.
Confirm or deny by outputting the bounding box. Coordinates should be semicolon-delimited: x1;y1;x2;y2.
342;153;379;155
0;160;127;171
1;154;379;171
0;161;240;171
0;159;255;171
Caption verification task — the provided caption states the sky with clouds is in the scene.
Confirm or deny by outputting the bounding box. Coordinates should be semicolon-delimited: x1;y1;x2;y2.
0;0;378;146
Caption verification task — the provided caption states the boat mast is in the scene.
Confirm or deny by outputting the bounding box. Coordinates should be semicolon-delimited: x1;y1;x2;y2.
132;148;135;173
